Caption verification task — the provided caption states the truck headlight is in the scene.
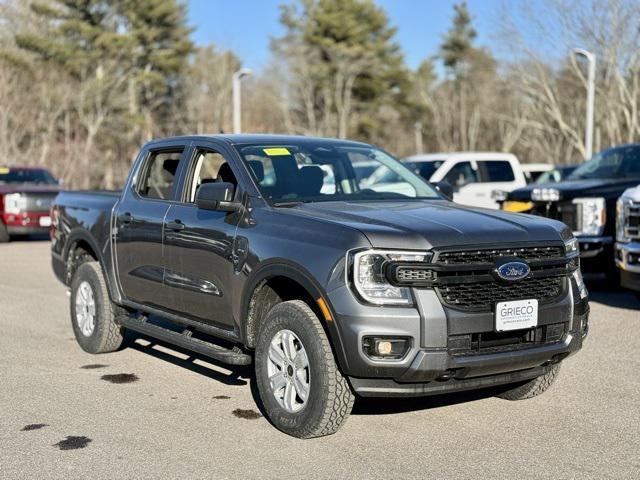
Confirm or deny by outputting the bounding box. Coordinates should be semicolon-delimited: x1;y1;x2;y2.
3;193;26;215
572;269;588;299
350;249;430;306
491;189;508;202
532;188;560;202
617;195;633;242
573;197;606;236
564;237;579;257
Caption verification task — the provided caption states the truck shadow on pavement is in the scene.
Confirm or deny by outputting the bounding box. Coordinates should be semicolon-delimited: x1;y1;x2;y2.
123;329;502;418
350;387;504;416
124;330;252;387
584;276;640;310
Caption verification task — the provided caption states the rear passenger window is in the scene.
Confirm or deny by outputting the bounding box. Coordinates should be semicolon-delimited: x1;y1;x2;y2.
481;161;515;182
444;162;477;187
137;150;183;200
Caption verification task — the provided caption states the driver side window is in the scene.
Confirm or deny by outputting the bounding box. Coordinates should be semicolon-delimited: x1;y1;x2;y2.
444;162;477;188
187;150;235;202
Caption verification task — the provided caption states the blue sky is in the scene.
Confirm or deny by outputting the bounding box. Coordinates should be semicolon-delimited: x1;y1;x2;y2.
187;0;510;72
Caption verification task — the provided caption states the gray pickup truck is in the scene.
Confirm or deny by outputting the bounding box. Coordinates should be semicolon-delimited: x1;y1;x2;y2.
51;135;589;438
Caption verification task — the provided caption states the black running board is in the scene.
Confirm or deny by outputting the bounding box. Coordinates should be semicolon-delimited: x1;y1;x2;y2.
118;315;252;366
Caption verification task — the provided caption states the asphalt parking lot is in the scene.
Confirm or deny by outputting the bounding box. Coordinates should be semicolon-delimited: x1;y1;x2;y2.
1;240;639;479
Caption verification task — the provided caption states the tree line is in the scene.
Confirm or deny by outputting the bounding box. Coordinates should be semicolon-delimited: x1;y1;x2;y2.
1;0;639;189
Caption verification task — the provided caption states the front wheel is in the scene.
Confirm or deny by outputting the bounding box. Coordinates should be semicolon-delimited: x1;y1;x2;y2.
255;300;354;438
0;222;9;243
70;262;124;354
496;363;561;400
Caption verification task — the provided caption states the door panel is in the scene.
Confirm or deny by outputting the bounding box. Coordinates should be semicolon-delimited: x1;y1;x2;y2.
114;147;184;310
162;145;241;329
163;205;237;328
114;200;171;309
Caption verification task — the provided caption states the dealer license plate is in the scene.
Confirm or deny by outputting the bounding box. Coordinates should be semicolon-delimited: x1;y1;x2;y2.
39;216;52;227
495;299;538;332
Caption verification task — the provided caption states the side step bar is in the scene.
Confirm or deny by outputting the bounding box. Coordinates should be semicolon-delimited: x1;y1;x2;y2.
118;315;252;366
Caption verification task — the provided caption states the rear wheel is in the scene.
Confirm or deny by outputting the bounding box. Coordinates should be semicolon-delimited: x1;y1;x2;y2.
0;222;9;243
70;262;124;354
496;364;561;400
255;300;354;438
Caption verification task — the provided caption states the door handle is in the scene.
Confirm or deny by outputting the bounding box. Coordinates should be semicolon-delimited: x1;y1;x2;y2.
166;220;185;231
120;212;133;224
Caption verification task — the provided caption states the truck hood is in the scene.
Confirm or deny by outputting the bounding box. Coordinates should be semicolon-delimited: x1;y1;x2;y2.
0;184;61;195
285;200;566;250
508;178;640;202
620;184;640;201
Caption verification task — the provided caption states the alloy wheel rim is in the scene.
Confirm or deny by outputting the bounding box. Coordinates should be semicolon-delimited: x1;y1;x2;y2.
75;281;96;337
266;329;310;413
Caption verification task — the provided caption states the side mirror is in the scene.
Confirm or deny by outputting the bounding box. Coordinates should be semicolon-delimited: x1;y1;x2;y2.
195;182;241;212
434;181;454;200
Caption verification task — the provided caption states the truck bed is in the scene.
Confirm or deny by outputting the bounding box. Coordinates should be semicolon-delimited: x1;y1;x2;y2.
50;190;121;286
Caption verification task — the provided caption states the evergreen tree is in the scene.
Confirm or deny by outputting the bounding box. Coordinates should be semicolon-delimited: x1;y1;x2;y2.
273;0;410;141
15;0;193;186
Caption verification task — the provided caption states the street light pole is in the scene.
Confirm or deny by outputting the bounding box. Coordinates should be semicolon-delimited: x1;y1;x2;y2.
232;68;252;134
573;48;596;160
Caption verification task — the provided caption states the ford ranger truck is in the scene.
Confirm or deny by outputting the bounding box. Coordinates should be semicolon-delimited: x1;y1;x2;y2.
0;166;60;242
616;185;640;296
50;135;589;438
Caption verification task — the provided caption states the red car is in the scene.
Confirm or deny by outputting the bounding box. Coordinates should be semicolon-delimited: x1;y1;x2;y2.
0;166;60;242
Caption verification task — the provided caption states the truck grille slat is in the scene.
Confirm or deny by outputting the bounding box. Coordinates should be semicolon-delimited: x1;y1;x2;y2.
435;245;564;265
626;203;640;240
436;277;563;311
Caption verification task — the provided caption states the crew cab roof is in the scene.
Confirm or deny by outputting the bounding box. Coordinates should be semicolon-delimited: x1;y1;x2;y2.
146;134;372;148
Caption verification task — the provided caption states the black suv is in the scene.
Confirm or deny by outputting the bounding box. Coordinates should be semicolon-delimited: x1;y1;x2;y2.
51;135;589;438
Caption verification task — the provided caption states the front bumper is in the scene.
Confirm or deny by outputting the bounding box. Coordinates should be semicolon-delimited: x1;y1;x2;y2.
328;276;588;397
3;211;51;235
615;241;640;291
575;236;614;273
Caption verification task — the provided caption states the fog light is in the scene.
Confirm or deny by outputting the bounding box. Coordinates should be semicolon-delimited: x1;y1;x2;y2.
377;341;392;355
363;336;410;360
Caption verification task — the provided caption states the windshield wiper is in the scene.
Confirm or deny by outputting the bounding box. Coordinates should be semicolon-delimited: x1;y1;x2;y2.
273;201;305;208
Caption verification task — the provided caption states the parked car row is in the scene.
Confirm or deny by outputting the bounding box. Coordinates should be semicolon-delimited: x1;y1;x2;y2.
498;144;640;296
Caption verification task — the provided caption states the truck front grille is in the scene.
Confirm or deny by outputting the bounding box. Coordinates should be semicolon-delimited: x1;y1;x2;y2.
436;277;563;311
448;322;566;355
388;244;569;312
626;203;640;240
22;192;58;213
530;201;579;232
435;245;564;265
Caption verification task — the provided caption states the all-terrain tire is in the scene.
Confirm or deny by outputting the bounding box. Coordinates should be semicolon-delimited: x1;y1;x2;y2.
255;300;354;438
70;262;124;354
496;363;561;400
0;222;10;243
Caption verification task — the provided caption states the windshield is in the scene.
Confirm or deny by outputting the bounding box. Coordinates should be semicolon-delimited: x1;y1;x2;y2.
236;142;440;205
568;146;640;180
403;160;445;180
0;167;58;185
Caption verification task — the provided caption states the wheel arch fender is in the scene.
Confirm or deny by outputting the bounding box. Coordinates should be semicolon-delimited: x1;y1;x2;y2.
63;228;120;303
240;259;350;373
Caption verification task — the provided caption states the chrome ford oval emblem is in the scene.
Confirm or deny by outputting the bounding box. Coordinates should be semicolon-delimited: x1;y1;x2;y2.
496;261;530;281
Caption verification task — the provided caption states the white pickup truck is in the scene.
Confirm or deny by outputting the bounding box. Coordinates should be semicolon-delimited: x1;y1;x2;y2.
616;185;640;296
399;152;528;209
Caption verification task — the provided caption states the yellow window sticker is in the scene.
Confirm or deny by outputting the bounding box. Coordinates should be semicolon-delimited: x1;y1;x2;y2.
0;167;9;174
263;147;291;156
